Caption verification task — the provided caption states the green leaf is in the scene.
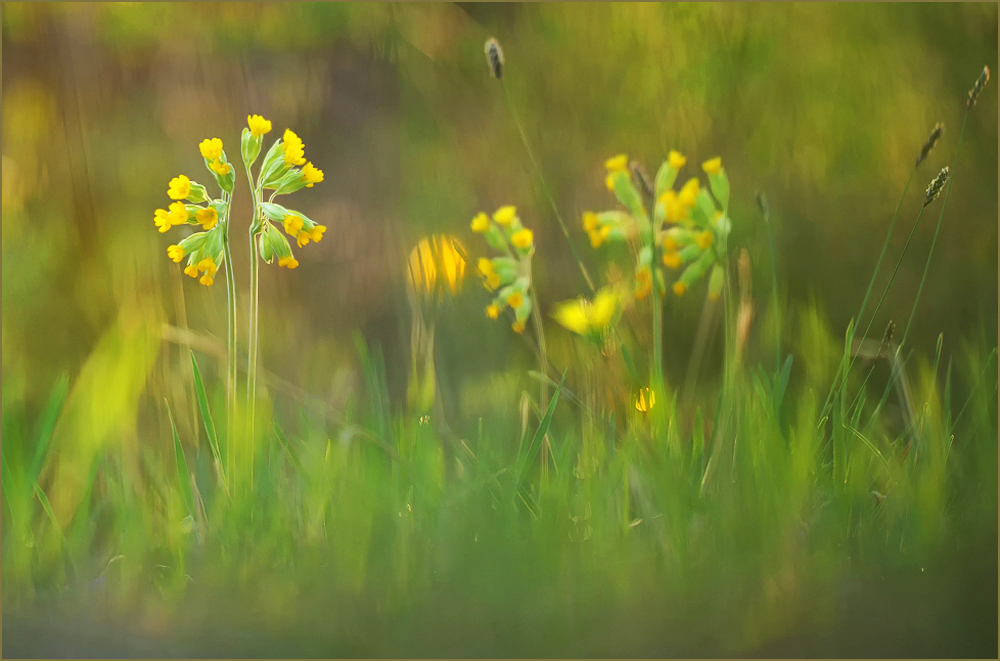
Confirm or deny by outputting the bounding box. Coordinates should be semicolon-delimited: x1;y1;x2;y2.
273;421;305;475
190;352;224;482
30;373;69;488
654;160;679;200
166;400;196;518
33;482;65;544
515;371;566;489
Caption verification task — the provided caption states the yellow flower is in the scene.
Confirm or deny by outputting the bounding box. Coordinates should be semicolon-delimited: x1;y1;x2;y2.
196;206;218;230
486;303;501;320
200;274;214;286
477;257;494;278
668;150;686;169
168;174;191;200
284;214;304;237
678;178;700;208
208;159;230;176
696;231;713;250
512;320;526;334
673;281;686;296
506;291;524;309
589;225;611;248
635;267;652;300
492;205;516;226
511;228;533;250
660;190;688;224
605;173;616;192
184;264;199;278
167;245;184;263
702;157;722;175
582;211;599;233
552;300;589;335
199;138;223;161
283;129;306;166
197;257;218;276
278;256;299;269
154;208;171;233
486;272;500;290
310;225;326;243
302;162;324;187
662;233;679;252
470;212;489;233
248;114;272;138
296;231;311;247
168;201;189;227
662;251;681;269
589;287;618;330
604;154;628;171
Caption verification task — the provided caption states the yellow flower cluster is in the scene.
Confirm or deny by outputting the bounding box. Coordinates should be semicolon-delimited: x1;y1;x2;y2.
407;235;466;298
552;286;620;339
469;205;536;333
154;138;234;286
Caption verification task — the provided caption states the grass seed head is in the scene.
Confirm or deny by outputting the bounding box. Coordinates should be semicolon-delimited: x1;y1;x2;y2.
916;122;944;167
967;65;990;108
924;166;949;207
485;38;504;81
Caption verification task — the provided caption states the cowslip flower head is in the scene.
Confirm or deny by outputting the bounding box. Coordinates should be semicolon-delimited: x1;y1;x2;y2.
668;150;686;169
199;138;223;161
485;303;501;319
209;159;232;176
248;114;272;138
278;256;299;269
154;208;172;233
283;214;304;237
167;245;184;263
168;175;191;200
604;154;628;171
167;201;188;227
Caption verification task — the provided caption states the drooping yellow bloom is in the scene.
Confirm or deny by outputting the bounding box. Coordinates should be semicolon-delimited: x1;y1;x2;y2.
199;138;223;160
248;114;272;138
296;232;312;247
168;174;191;200
278;256;299;269
309;225;326;243
200;274;214;286
673;281;686;296
696;231;713;250
702;157;722;175
283;129;306;166
486;303;501;320
477;255;500;291
605;173;616;192
582;211;599;233
154;208;171;233
506;291;524;309
302;162;324;187
604;154;628;171
283;214;304;237
184;264;199;278
552;300;590;335
555;286;621;336
511;228;533;250
512;320;526;334
668;150;686;169
470;212;489;233
167;201;189;227
198;257;218;276
492;205;516;226
663;233;679;252
662;251;681;269
167;245;184;262
209;159;231;176
635;267;652;300
589;225;611;248
196;206;218;230
660;190;688;224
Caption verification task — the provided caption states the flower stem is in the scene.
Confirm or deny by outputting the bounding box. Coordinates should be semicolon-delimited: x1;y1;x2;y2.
528;282;549;413
500;81;595;293
221;191;237;486
247;223;259;493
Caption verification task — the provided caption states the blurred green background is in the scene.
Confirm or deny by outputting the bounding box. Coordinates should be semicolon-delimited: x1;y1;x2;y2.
2;3;998;656
2;2;997;421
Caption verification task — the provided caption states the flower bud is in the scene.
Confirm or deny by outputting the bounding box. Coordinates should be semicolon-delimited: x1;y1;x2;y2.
242;127;262;169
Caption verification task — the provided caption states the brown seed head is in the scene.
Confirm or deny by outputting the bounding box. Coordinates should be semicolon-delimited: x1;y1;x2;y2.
967;65;990;108
915;122;944;167
484;38;504;81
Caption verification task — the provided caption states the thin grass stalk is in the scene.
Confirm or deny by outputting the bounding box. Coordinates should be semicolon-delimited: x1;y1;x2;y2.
868;112;970;434
528;283;549;413
244;163;262;495
758;193;782;368
820;170;916;421
500;82;595;293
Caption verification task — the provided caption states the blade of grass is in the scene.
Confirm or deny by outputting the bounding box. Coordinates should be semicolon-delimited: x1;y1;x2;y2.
29;373;69;486
515;371;566;492
167;400;196;519
191;351;225;483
